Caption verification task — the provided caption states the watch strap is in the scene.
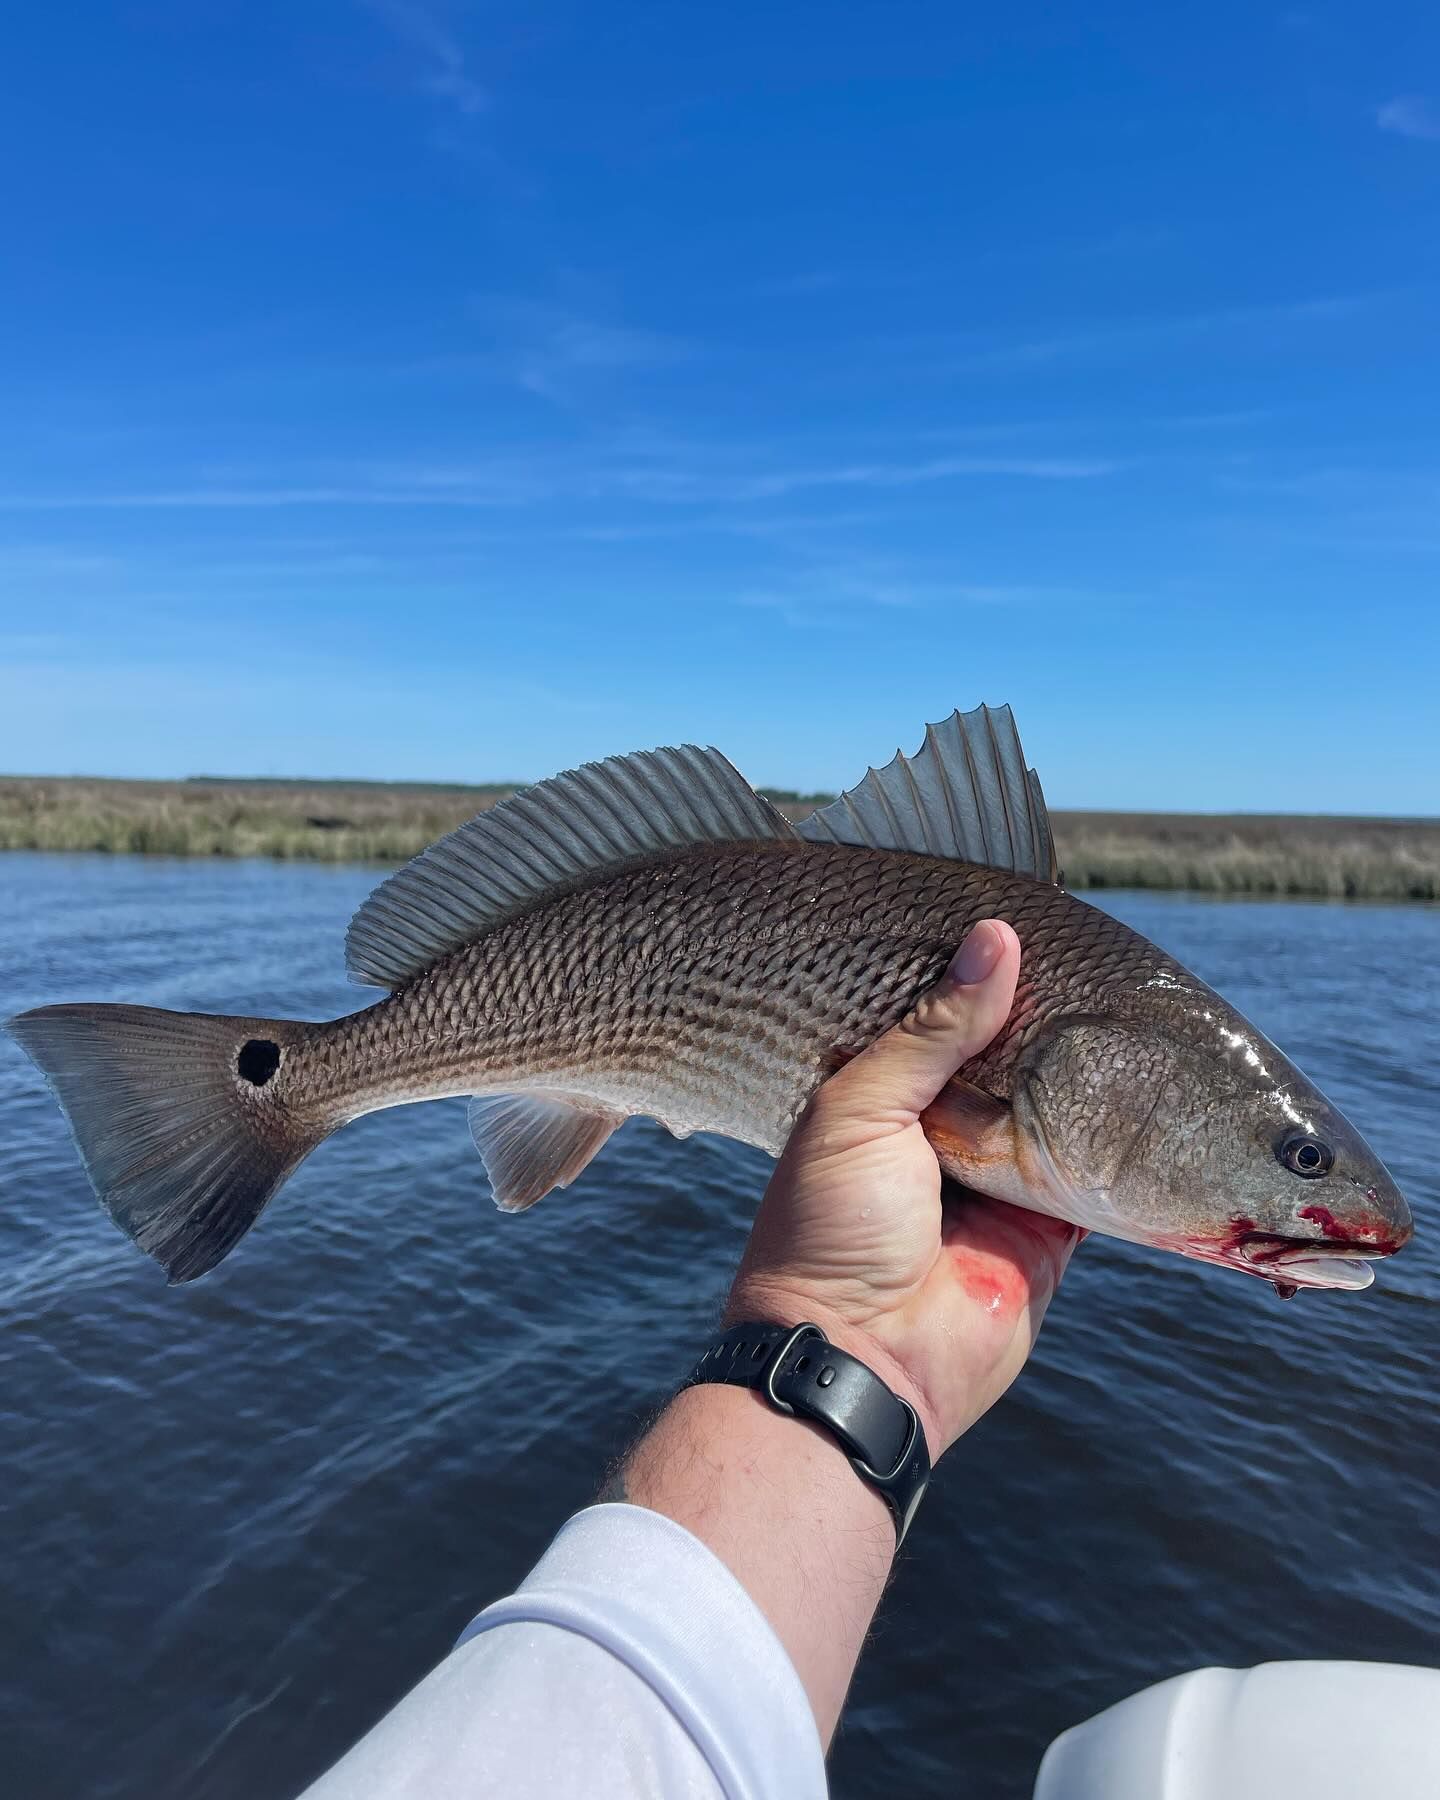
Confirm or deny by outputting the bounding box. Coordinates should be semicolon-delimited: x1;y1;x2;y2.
683;1320;931;1546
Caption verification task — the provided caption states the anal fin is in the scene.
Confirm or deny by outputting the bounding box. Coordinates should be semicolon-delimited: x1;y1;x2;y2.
467;1091;625;1213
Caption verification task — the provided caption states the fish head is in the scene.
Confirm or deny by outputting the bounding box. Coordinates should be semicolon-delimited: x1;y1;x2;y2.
1010;999;1413;1293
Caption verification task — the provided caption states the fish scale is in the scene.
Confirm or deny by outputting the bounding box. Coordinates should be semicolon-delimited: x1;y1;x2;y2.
296;842;1168;1161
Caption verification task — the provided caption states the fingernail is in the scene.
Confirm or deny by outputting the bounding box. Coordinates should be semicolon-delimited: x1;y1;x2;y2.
947;920;1003;986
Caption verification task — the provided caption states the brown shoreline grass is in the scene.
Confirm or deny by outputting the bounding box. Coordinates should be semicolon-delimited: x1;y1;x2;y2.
1;775;1436;901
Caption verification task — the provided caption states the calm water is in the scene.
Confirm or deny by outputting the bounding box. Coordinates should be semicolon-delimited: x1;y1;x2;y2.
1;854;1437;1799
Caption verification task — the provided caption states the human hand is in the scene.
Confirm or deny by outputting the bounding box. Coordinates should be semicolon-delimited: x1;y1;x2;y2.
727;920;1080;1459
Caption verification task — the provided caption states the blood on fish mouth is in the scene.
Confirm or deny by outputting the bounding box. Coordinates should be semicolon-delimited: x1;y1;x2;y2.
1173;1224;1405;1295
1234;1231;1394;1268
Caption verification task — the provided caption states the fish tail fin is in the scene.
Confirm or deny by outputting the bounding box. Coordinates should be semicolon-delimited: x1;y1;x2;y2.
5;1003;332;1283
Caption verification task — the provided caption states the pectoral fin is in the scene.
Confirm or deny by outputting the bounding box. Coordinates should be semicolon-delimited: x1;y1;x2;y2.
921;1077;1017;1181
467;1091;625;1212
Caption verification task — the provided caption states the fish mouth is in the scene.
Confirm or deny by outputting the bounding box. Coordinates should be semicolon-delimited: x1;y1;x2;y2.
1167;1227;1405;1294
1222;1230;1398;1293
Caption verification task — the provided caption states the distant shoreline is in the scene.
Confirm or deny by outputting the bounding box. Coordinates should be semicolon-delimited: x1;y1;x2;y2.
1;775;1437;901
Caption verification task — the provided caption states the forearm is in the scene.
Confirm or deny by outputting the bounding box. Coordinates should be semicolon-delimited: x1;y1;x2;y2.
599;924;1064;1752
605;1364;901;1744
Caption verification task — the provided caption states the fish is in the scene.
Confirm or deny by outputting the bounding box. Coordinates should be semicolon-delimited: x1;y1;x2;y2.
5;704;1413;1294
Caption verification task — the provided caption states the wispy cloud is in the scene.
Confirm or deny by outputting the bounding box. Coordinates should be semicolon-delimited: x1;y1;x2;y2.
935;293;1383;375
0;446;1121;513
1210;464;1440;559
466;299;692;402
0;547;119;577
703;454;1120;498
0;487;401;511
0;632;81;658
1219;465;1440;501
363;0;486;117
1377;97;1440;142
1156;409;1274;430
733;570;1102;630
743;267;922;301
747;270;849;299
747;230;1177;302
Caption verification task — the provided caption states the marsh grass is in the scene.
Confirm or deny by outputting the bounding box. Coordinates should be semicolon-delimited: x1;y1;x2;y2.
0;777;512;864
1054;811;1440;902
1;777;1436;900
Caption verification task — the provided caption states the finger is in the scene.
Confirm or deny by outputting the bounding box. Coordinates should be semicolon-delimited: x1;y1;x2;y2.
821;919;1020;1124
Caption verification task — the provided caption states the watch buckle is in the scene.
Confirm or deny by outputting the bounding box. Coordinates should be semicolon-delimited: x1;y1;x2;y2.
762;1321;825;1416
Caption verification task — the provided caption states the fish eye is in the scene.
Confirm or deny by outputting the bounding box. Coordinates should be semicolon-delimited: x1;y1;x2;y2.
1277;1133;1333;1179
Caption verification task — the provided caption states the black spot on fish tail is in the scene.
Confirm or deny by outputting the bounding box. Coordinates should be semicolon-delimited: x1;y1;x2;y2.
237;1039;282;1086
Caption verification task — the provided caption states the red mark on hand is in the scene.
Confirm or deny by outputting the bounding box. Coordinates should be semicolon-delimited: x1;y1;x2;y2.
959;1270;1010;1315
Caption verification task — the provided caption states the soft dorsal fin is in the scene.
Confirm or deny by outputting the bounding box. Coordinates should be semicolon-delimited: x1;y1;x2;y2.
346;744;797;988
798;703;1060;883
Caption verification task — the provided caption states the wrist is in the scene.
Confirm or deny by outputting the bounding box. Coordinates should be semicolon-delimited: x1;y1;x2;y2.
640;1380;897;1539
613;1377;894;1743
722;1280;947;1464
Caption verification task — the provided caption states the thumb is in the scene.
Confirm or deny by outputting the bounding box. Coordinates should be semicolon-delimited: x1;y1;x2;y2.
820;919;1020;1124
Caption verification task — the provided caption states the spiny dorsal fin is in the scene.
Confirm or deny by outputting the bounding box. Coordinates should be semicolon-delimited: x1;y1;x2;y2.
346;744;797;988
798;704;1060;883
467;1090;625;1212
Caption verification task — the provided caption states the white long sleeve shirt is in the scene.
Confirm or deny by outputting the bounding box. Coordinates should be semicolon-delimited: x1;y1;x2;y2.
300;1504;828;1800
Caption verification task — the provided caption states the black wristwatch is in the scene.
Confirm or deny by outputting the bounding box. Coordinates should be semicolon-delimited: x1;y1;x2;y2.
683;1320;932;1546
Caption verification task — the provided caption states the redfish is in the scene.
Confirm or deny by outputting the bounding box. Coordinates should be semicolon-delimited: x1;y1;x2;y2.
7;705;1412;1293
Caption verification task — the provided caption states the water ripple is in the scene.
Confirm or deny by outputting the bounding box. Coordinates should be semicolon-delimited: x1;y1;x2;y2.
0;858;1435;1800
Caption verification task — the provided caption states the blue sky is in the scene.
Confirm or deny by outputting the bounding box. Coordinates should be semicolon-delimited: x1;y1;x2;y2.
1;2;1437;811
